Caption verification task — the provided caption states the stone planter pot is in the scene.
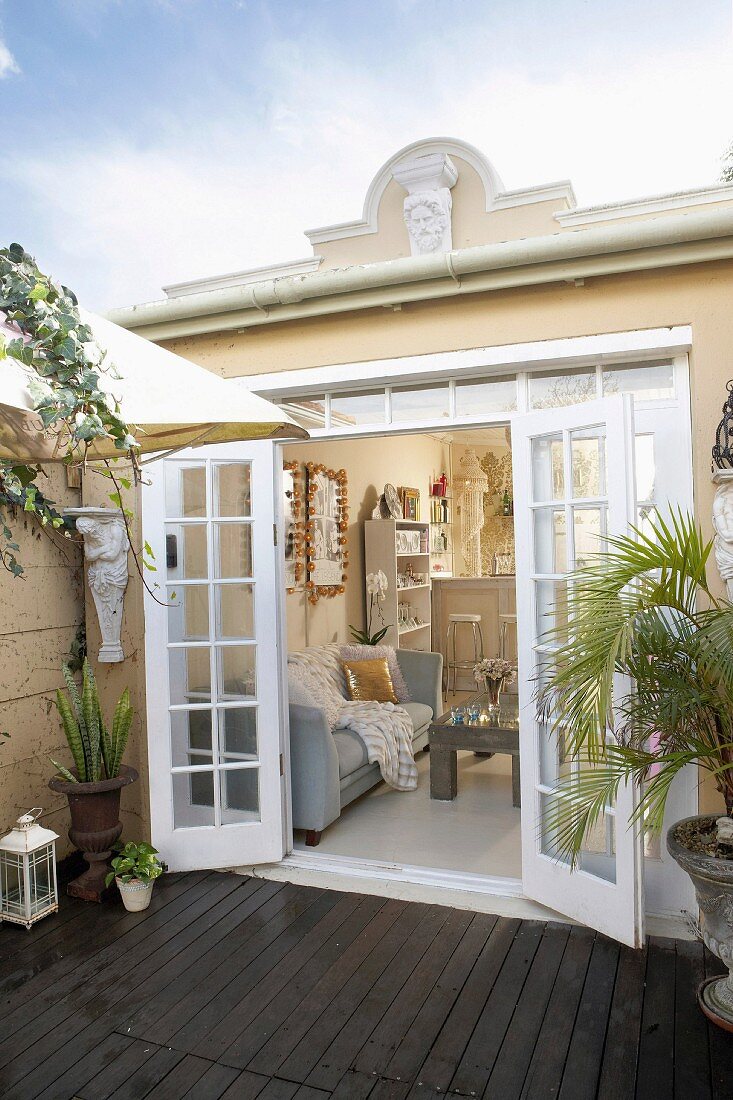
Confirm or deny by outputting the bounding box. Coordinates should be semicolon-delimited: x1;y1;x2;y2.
116;877;154;912
667;814;733;1032
49;765;138;902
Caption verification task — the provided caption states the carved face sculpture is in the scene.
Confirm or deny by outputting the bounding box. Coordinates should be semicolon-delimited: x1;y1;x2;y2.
75;517;103;544
403;194;449;254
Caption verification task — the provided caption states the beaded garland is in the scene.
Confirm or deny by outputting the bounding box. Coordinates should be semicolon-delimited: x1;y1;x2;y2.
304;462;349;605
284;460;305;594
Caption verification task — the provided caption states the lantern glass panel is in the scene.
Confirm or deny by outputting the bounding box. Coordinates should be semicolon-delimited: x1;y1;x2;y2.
29;848;54;916
1;853;24;919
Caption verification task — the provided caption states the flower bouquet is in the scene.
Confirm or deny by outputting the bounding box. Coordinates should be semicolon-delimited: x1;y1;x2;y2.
473;657;516;712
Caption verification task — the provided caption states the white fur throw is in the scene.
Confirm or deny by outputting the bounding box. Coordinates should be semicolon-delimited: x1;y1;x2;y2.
339;644;411;703
288;642;417;791
287;664;341;732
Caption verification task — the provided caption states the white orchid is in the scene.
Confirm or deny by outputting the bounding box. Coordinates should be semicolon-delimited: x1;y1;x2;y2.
366;570;388;599
353;570;391;644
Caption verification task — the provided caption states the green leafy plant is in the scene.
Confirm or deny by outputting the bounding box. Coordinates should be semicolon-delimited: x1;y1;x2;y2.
105;841;164;887
51;659;133;783
537;510;733;865
0;243;141;577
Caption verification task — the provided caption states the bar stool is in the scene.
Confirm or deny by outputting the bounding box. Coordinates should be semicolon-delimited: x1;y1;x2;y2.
446;614;484;695
499;613;517;660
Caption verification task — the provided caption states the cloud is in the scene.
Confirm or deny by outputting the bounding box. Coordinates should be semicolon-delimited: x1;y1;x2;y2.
0;38;19;78
2;21;731;311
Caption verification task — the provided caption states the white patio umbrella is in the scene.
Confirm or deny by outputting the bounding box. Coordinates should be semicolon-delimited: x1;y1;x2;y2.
0;309;307;463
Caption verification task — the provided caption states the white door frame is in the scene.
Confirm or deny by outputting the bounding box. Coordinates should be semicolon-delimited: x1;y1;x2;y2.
139;334;696;931
142;440;290;871
260;345;696;929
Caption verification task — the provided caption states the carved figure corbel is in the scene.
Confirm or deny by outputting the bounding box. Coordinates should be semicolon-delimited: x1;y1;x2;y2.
65;507;130;663
712;471;733;602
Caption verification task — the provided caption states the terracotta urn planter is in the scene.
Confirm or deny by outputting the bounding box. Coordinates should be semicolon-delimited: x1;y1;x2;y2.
49;765;138;902
667;814;733;1032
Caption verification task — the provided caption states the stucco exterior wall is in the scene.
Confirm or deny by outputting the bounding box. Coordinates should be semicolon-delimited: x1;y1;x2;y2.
0;467;84;853
160;261;733;590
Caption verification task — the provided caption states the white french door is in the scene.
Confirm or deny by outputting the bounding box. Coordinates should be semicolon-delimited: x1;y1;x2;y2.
513;395;644;947
142;441;287;871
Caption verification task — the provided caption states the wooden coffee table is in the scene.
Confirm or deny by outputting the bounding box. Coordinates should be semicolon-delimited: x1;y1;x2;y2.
428;693;521;807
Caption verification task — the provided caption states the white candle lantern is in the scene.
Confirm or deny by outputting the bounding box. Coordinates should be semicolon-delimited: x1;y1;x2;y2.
0;808;59;928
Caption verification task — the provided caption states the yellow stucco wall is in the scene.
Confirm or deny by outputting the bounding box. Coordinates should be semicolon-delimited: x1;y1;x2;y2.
0;467;84;854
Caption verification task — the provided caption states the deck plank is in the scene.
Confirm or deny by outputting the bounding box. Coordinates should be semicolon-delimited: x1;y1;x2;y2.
634;936;676;1100
352;906;474;1078
219;894;387;1069
405;915;514;1095
0;870;717;1100
483;922;572;1099
449;920;544;1097
246;898;408;1076
596;942;647;1100
557;934;619;1100
305;905;452;1092
673;939;711;1100
518;926;595;1100
383;910;501;1086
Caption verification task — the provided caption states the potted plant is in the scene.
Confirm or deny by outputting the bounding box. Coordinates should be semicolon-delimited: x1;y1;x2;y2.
49;659;138;901
350;570;390;645
537;511;733;1029
105;841;164;912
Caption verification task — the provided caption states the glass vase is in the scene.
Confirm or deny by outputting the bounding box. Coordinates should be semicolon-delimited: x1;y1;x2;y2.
484;676;504;713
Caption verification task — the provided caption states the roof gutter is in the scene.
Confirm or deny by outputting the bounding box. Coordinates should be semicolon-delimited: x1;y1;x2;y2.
107;207;733;342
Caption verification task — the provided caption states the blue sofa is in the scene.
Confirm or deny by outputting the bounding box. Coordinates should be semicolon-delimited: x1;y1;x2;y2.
289;648;443;845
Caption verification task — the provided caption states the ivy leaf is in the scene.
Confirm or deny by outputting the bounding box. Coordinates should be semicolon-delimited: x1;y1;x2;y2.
28;282;49;301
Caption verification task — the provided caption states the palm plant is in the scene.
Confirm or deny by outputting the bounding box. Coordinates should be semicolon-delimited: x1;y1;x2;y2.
537;510;733;864
51;659;133;783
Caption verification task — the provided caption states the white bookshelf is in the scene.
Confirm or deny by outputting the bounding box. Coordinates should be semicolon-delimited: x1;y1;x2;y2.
363;519;432;651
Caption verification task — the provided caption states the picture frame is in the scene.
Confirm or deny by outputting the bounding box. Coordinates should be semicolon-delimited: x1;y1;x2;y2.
305;463;349;604
399;486;420;521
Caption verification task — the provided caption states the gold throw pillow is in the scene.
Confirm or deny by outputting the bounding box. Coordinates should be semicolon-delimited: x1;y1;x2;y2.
342;657;398;704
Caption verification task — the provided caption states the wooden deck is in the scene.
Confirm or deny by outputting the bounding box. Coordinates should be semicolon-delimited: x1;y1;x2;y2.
0;870;730;1100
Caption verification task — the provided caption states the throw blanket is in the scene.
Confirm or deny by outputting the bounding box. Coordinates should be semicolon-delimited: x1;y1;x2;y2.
288;643;417;791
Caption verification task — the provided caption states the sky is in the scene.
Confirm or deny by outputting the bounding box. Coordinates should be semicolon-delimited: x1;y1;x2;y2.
0;0;731;311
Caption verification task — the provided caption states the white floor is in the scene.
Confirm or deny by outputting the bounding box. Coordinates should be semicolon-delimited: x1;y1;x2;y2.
293;747;522;879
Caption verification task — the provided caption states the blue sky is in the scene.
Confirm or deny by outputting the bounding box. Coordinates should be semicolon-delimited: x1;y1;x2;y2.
0;0;731;309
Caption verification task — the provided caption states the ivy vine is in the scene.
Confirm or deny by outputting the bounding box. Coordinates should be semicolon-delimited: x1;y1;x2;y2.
0;243;142;578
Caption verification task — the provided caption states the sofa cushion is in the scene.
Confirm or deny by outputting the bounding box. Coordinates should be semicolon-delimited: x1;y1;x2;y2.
333;730;369;778
402;701;433;735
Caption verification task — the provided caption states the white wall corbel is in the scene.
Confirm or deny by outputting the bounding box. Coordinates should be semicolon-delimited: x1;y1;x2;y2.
65;507;130;663
712;471;733;602
392;152;458;257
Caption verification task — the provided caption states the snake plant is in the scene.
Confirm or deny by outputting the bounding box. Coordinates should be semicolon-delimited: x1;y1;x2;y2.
51;659;133;782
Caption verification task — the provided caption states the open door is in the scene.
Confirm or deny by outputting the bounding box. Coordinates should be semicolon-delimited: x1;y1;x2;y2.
142;441;287;871
513;395;644;947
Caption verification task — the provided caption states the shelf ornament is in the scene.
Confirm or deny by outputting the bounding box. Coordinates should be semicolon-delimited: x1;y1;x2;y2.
304;463;349;605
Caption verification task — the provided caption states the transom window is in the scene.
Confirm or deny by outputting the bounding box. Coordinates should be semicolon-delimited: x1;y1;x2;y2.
273;359;676;432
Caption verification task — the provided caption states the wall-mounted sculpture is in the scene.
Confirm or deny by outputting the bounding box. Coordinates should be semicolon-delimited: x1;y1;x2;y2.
712;472;733;601
65;507;130;663
392;152;458;256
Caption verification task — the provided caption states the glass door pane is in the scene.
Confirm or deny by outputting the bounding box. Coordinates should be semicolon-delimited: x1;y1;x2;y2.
144;443;286;867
